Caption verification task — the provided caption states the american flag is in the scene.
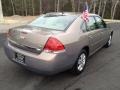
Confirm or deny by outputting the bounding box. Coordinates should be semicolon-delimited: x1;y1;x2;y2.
81;2;89;22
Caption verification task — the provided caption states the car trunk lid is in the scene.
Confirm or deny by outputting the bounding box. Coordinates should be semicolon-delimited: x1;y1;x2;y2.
8;25;61;53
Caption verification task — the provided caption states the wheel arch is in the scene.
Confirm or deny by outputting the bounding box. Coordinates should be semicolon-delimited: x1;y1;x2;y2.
82;46;89;57
111;31;113;36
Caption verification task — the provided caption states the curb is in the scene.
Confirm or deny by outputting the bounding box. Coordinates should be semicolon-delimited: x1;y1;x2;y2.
104;19;120;23
0;19;20;24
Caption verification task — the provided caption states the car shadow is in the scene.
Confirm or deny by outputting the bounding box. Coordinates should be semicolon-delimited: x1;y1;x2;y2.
14;47;109;90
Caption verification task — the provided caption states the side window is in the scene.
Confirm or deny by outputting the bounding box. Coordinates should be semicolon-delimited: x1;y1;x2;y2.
86;17;96;31
80;21;87;32
95;16;107;28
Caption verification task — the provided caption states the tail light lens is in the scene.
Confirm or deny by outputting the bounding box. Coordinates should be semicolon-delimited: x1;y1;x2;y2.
44;37;65;52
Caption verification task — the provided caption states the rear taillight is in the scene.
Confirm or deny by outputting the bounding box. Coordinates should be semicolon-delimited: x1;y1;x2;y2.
44;37;65;52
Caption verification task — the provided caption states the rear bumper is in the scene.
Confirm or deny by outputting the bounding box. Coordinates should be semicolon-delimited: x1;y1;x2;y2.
4;41;74;75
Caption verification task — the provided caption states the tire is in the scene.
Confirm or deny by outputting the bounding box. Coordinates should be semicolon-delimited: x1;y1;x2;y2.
105;34;112;48
71;49;87;75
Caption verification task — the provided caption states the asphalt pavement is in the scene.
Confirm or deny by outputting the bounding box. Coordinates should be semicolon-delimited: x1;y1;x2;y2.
0;23;120;90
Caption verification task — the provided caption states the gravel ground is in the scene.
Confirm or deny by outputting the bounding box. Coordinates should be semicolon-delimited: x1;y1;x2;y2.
0;16;36;33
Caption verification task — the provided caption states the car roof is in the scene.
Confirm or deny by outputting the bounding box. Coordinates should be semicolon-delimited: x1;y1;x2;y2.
45;12;81;16
45;12;100;17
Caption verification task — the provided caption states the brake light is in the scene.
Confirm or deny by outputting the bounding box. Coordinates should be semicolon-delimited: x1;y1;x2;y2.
44;37;65;52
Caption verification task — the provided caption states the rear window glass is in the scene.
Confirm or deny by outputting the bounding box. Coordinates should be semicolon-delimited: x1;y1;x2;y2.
29;15;78;31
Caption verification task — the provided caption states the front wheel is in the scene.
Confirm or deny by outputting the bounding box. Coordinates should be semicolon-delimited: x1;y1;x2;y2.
105;35;112;48
71;50;87;75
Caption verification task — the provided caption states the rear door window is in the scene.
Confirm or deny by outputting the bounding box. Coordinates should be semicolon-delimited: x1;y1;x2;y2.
80;20;87;32
86;17;96;31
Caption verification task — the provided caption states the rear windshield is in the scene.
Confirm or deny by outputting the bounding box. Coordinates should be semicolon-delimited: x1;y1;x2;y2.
29;15;78;31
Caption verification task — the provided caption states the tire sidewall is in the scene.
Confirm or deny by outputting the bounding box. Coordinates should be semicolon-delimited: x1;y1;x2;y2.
72;50;87;75
105;34;112;48
108;35;112;46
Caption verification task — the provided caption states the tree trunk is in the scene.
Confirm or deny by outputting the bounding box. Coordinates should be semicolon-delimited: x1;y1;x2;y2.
24;0;27;16
93;1;96;13
78;0;80;12
112;0;119;19
89;1;93;12
71;0;75;12
0;0;3;19
57;0;60;12
40;0;42;14
21;0;23;15
102;0;107;18
98;0;102;15
111;1;115;19
32;0;34;16
10;0;15;15
55;0;57;12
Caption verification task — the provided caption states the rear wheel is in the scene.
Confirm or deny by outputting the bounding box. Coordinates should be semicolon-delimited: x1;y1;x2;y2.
105;35;112;48
71;50;87;75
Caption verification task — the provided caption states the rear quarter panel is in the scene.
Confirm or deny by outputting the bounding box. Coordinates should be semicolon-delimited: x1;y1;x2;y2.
53;16;89;65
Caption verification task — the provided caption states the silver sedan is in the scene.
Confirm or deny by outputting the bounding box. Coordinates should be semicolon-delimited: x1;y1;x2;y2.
4;12;113;75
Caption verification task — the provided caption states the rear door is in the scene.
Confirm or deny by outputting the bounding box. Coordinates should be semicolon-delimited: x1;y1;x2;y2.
85;16;102;53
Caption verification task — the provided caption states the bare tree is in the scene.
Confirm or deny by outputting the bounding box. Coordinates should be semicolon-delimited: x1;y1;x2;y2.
10;0;15;15
93;1;96;13
89;1;94;12
24;0;27;16
40;0;42;14
55;0;57;12
112;0;119;19
102;0;107;18
32;0;35;16
0;0;3;19
111;0;115;19
57;0;60;12
98;0;102;15
78;0;80;12
21;0;24;15
55;0;56;12
71;0;75;12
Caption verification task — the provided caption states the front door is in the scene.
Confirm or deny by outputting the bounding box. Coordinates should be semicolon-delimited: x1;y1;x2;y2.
94;16;110;46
